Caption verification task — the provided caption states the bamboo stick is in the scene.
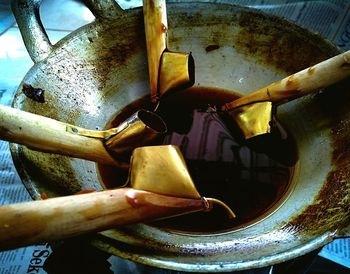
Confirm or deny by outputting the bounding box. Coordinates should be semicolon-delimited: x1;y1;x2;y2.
0;105;117;165
0;188;207;251
222;50;350;111
143;0;167;103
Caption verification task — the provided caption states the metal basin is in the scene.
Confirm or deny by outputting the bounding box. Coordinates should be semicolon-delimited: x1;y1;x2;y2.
10;0;350;272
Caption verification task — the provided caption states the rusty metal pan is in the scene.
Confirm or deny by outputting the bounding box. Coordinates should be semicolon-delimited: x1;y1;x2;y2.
10;0;350;272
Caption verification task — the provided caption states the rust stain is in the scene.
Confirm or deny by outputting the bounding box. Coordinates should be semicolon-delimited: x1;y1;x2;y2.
289;81;350;235
19;149;81;195
289;170;350;235
234;12;338;74
89;16;143;86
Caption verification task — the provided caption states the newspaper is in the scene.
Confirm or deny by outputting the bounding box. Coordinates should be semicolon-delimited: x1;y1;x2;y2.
0;0;349;273
0;87;52;274
243;0;350;50
319;238;350;270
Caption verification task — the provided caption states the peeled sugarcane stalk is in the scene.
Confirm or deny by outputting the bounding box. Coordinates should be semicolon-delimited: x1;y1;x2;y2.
0;105;166;166
0;188;210;251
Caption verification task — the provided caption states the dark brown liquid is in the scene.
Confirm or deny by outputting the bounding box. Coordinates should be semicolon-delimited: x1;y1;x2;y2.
98;87;298;233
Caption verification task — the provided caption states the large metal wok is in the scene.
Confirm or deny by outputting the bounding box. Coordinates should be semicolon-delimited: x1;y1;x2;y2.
10;0;350;272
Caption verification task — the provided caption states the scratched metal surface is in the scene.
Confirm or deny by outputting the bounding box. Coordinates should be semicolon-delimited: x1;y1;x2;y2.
0;0;350;274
